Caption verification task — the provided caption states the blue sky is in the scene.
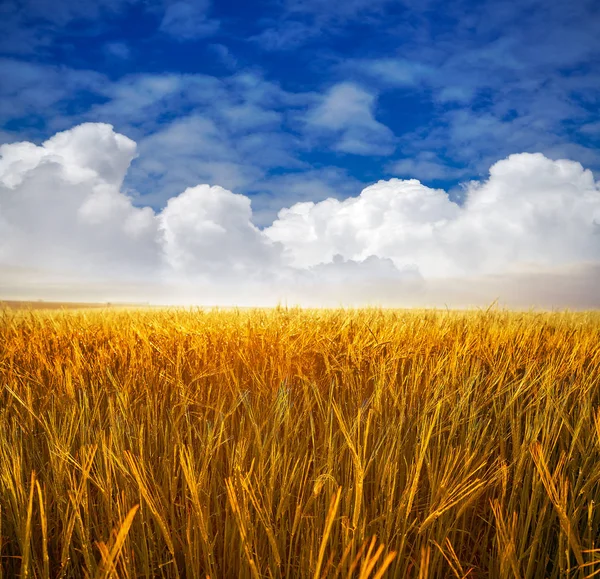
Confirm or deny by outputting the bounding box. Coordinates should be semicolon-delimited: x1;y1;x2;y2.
1;0;599;225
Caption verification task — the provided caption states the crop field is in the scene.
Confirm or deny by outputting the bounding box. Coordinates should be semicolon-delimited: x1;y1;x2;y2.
1;306;600;578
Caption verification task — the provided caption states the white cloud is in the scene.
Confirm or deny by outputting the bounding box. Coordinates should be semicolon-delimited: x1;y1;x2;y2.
159;184;281;280
305;83;396;155
266;153;600;278
265;178;460;274
1;123;600;307
0;123;158;278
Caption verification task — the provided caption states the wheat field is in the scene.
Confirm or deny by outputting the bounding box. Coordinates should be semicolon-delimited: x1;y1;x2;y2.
1;306;599;578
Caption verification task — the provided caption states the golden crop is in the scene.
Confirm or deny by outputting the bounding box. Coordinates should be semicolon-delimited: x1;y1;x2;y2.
1;306;599;578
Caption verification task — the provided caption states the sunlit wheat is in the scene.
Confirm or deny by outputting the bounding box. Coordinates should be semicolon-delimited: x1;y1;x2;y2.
1;306;599;577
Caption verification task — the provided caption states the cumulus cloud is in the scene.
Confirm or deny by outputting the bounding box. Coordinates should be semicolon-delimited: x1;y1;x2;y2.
1;123;600;307
159;184;281;280
0;123;158;279
266;153;600;278
265;178;461;275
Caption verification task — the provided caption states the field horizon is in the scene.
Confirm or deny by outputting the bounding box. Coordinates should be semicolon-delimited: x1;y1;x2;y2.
2;299;596;314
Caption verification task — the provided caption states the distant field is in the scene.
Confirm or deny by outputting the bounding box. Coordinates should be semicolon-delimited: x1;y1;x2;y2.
0;300;150;310
1;307;599;578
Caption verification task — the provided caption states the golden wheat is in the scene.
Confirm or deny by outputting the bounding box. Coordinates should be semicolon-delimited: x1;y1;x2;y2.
1;306;599;577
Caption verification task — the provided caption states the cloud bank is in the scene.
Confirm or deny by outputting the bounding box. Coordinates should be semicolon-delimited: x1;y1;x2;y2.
1;123;600;307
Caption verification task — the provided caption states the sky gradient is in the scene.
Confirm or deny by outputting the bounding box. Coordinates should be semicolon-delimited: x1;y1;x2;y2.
1;0;599;306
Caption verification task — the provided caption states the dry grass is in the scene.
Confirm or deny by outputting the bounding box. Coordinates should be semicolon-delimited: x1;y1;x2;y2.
0;306;599;578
